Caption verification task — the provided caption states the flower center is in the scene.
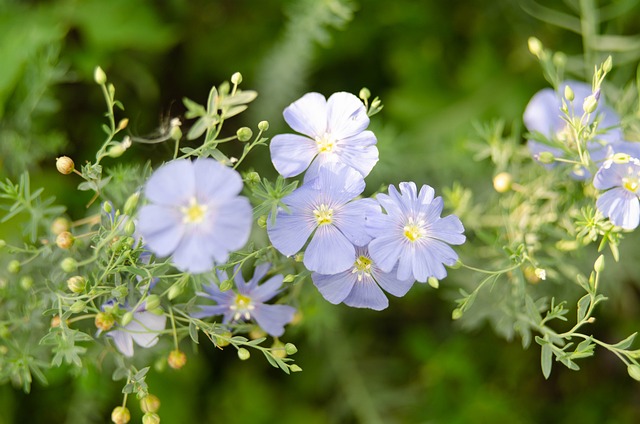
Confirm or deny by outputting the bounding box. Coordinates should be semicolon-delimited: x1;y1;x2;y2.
623;176;639;193
181;197;207;224
230;294;255;320
403;217;426;242
315;133;336;153
313;204;334;225
351;255;373;282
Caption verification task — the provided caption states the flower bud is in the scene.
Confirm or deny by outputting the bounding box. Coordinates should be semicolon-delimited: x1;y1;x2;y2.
121;311;134;327
537;151;555;164
451;308;463;320
51;217;70;235
61;257;78;273
258;120;269;132
359;87;371;101
117;118;129;131
492;172;512;193
552;52;567;68
583;94;598;114
103;201;113;214
145;295;160;311
271;340;286;359
94;66;107;85
594;254;605;273
290;364;302;372
527;37;543;57
20;276;33;290
142;413;161;424
56;231;75;249
70;300;86;314
167;283;184;300
284;343;298;355
214;331;232;347
282;274;296;283
257;215;267;228
168;349;187;369
564;85;575;102
244;171;260;186
236;127;253;142
123;192;139;215
219;279;233;292
56;156;75;175
169;118;182;140
140;394;161;414
67;276;86;293
95;312;115;331
603;55;613;73
231;72;243;85
237;348;250;360
107;144;127;158
294;252;304;262
428;277;439;289
111;406;130;424
7;259;20;274
124;220;136;236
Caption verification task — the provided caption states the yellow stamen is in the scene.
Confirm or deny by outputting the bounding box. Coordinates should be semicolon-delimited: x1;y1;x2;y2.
623;177;639;193
351;255;373;282
313;204;334;225
181;197;207;224
316;133;336;153
403;217;426;242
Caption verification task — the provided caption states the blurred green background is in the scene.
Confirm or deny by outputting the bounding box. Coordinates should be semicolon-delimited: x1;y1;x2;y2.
2;0;640;422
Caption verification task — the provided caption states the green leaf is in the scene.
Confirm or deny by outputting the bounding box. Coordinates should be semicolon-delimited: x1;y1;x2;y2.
188;321;199;344
611;332;637;350
577;294;591;322
539;338;553;379
220;90;258;107
221;105;248;119
134;367;150;381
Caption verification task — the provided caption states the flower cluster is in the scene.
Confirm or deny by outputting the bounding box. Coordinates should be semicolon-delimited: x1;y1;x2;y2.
523;80;640;229
268;92;466;310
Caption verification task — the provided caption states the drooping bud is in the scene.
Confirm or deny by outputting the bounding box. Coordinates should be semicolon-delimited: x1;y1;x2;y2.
60;257;78;272
56;231;75;249
428;277;439;289
56;156;75;175
527;37;543;58
20;276;33;290
111;406;131;424
237;348;250;360
284;343;298;355
583;94;598;114
359;87;371;101
451;308;463;320
167;349;187;369
492;172;513;193
140;394;161;414
564;85;575;102
231;72;243;85
169;118;182;140
290;364;303;372
67;276;86;293
627;364;640;381
258;120;269;132
236;127;253;142
95;312;115;331
142;413;161;424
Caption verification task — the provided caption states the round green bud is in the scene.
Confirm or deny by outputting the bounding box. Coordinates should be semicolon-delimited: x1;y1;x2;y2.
271;340;286;358
111;406;130;424
427;277;439;289
594;255;605;273
237;348;250;360
7;259;20;274
258;120;269;132
628;364;640;382
0;325;9;339
67;276;86;293
527;37;543;58
167;283;183;300
231;72;243;85
215;331;232;347
121;311;134;327
493;172;512;193
552;51;567;68
69;300;86;314
257;215;267;229
142;413;161;424
451;308;463;320
107;144;127;158
359;87;371;101
289;364;302;372
236;127;253;142
123;192;140;215
145;295;161;311
0;239;5;249
94;66;107;85
244;171;260;185
537;151;555;164
20;276;33;291
284;343;298;355
564;85;574;102
140;394;161;414
124;220;136;236
219;279;233;292
583;95;598;114
103;202;113;214
51;217;70;235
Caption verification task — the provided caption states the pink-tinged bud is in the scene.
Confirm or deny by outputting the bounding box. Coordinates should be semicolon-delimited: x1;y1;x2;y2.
56;156;75;175
111;406;130;424
95;312;115;331
167;349;187;369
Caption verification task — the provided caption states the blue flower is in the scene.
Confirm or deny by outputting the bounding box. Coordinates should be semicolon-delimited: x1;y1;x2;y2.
267;164;379;274
523;80;622;178
312;244;415;311
366;182;465;282
594;158;640;230
270;92;378;179
192;263;296;337
107;307;166;358
137;159;252;274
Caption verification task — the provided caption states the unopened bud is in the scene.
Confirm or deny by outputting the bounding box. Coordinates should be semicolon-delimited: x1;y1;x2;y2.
271;340;286;358
61;257;78;272
107;144;127;158
219;279;233;292
145;295;160;311
258;120;269;132
285;343;298;355
237;348;250;360
56;231;75;249
94;66;107;85
167;283;183;300
67;276;86;293
111;406;130;424
583;94;598;114
564;85;575;102
527;37;543;58
594;254;605;273
51;217;70;235
290;364;302;372
552;52;567;68
537;151;555;164
603;56;613;73
451;308;463;320
236;127;253;142
103;201;113;214
20;276;33;290
257;215;267;228
168;349;187;369
214;331;232;347
7;259;20;274
359;87;371;101
140;394;161;414
428;277;439;289
231;72;243;85
121;311;133;327
294;252;304;262
124;220;136;236
56;156;75;175
95;312;115;331
51;315;62;328
69;300;86;314
117;118;129;131
493;172;513;193
244;171;260;186
282;274;296;283
142;413;160;424
169;120;182;140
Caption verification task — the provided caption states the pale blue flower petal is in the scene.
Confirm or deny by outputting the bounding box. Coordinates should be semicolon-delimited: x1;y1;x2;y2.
334;198;379;246
430;215;466;245
373;267;415;297
267;207;316;256
326;92;370;139
368;235;404;273
283;92;327;138
342;278;389;311
270;134;318;178
251;304;296;337
312;271;357;304
335;131;379;177
250;274;284;303
523;88;560;137
108;330;134;357
305;225;355;274
193;159;243;202
596;188;640;230
191;305;230;319
137;205;185;257
145;160;195;206
128;312;166;348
